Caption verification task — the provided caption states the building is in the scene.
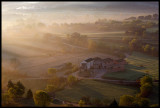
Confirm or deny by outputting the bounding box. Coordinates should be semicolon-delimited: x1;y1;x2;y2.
80;58;94;71
80;57;127;73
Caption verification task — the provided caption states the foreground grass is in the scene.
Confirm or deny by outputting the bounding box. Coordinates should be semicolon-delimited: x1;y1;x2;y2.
56;79;138;103
103;51;159;80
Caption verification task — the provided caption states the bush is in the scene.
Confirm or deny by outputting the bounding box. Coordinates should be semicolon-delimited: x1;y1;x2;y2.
26;89;33;99
67;75;78;86
119;95;135;107
8;85;25;98
140;75;153;86
140;83;153;97
79;100;85;107
33;90;51;107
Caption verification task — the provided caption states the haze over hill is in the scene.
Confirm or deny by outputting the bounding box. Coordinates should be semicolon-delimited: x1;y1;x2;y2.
2;2;158;29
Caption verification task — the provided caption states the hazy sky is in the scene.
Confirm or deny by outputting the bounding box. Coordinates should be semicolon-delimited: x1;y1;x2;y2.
2;1;159;28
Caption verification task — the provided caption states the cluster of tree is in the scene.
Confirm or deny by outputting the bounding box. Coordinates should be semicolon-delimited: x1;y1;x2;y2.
78;96;118;107
119;75;156;107
126;14;159;20
128;38;158;57
46;75;78;93
2;80;33;106
66;32;88;47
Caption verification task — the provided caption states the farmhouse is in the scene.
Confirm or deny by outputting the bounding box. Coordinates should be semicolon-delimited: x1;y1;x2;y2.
80;57;127;73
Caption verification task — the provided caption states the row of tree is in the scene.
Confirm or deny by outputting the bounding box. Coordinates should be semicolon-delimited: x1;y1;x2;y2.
126;14;159;20
119;75;157;107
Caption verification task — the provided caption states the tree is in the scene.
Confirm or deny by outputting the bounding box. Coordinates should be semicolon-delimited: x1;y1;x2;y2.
151;47;155;56
140;75;153;86
129;39;138;50
8;85;24;98
33;90;51;107
7;80;14;90
140;83;153;97
119;95;135;107
67;75;77;86
79;100;85;107
137;98;150;107
16;81;25;91
109;99;118;107
144;44;150;53
26;89;33;99
48;68;57;75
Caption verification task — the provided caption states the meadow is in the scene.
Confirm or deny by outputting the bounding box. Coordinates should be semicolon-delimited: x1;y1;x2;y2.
56;79;138;103
102;51;159;80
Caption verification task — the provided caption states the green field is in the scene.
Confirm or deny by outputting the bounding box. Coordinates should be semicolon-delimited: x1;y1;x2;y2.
146;27;158;33
83;31;126;38
56;79;138;103
103;52;159;80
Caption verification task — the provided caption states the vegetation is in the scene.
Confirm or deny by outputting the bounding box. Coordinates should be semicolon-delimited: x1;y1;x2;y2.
33;90;51;107
56;79;138;103
8;81;25;98
26;89;33;99
79;100;85;107
119;95;135;107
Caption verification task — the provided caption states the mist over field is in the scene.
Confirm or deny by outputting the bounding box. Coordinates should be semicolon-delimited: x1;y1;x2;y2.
2;1;159;107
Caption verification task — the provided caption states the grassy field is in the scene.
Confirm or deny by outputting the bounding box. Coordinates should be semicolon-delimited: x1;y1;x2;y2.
102;51;159;80
146;27;158;33
83;31;126;38
56;79;138;103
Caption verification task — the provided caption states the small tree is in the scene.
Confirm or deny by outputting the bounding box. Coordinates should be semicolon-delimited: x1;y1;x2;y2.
67;75;77;86
26;89;33;99
140;75;153;86
7;80;14;90
17;81;25;91
33;90;51;107
119;95;135;107
79;100;85;107
140;83;153;97
144;44;150;53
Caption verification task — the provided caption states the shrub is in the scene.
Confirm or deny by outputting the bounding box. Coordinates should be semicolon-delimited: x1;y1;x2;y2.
26;89;33;99
79;100;85;107
67;75;78;86
119;95;135;107
33;90;51;107
140;83;153;97
140;75;153;86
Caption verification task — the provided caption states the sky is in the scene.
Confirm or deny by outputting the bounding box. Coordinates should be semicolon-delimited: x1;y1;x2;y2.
2;2;159;28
